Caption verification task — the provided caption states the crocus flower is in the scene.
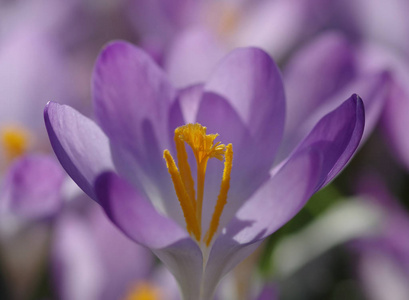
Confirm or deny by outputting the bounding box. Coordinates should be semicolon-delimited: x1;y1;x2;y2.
45;41;364;299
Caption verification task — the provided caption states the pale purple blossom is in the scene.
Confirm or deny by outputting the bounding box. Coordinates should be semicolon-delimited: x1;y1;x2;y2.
45;42;364;299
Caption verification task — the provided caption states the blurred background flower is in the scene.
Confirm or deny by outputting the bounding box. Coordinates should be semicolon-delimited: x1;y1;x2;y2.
1;0;409;299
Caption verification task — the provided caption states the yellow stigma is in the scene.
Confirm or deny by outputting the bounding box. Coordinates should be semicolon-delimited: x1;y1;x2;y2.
164;123;233;246
1;125;30;162
124;282;162;300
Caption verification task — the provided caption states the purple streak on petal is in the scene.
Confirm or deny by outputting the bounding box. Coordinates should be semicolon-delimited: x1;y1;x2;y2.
204;47;285;165
6;154;64;220
165;28;226;88
290;94;365;190
44;102;114;200
201;150;322;297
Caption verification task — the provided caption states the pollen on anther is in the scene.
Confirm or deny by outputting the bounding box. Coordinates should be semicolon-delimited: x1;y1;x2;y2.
175;123;226;162
164;123;233;245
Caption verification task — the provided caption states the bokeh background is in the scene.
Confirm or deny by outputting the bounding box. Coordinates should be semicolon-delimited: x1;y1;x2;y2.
1;0;409;299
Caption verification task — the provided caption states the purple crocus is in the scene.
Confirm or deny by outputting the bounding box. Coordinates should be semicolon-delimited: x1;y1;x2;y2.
45;41;364;299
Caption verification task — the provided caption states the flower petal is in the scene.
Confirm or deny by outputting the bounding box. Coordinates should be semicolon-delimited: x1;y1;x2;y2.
234;0;330;60
280;33;389;159
284;32;356;137
290;94;365;189
201;149;322;297
93;41;176;156
94;171;204;300
5;154;64;219
204;47;285;164
44;102;114;200
165;28;226;87
94;172;189;249
196;48;286;227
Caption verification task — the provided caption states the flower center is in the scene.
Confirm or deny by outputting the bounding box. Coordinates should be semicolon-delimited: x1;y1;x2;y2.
163;123;233;246
1;125;29;162
124;282;162;300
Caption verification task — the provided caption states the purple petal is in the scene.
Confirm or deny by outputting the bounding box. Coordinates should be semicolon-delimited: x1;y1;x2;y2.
196;92;266;230
234;0;330;60
204;47;285;163
44;102;114;200
164;28;226;87
94;171;204;299
201;149;322;297
94;171;191;249
92;41;181;211
281;33;390;158
196;48;286;224
5;154;64;219
284;32;356;136
290;94;365;190
173;84;204;124
93;41;176;156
